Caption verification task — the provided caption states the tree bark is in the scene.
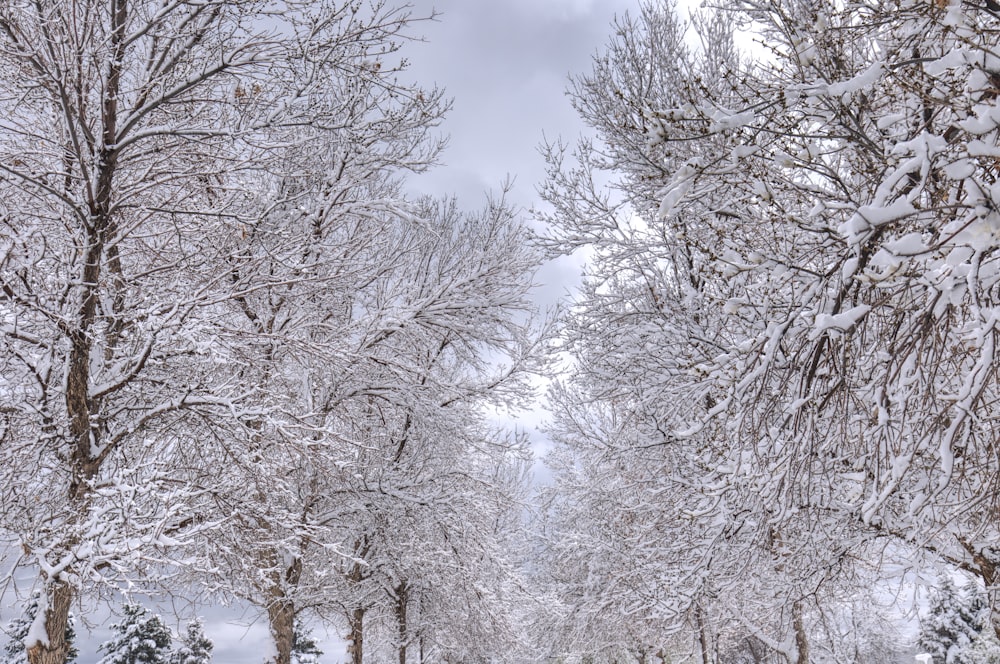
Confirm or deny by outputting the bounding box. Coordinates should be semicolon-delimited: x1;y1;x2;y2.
30;0;129;659
347;607;365;664
267;597;295;664
395;581;409;664
695;604;712;664
25;582;73;664
792;600;810;664
346;545;368;664
266;556;302;664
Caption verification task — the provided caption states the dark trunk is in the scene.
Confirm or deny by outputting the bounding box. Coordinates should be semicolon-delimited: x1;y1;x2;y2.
395;581;409;664
267;598;295;664
44;4;129;660
25;582;74;664
347;607;365;664
345;543;369;664
695;604;712;664
792;600;810;664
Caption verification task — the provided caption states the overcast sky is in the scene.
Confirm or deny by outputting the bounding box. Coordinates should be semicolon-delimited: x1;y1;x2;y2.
405;0;640;207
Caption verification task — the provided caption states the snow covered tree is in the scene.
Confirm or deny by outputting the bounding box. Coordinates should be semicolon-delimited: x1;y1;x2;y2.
182;191;545;664
339;427;534;664
0;2;462;664
964;629;1000;664
536;2;837;659
97;605;172;664
648;0;1000;641
153;76;545;659
290;625;321;664
918;578;995;664
168;618;211;664
1;594;76;664
537;0;1000;658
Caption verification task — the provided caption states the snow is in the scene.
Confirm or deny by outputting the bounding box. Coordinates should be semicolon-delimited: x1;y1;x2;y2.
825;61;884;99
923;48;967;75
943;0;965;27
731;145;759;160
842;256;859;281
967;138;1000;158
946;246;974;266
784;397;810;414
708;109;756;133
657;164;697;219
944;159;975;181
838;200;918;244
811;305;870;338
877;112;908;130
24;591;49;650
723;298;744;314
884;233;928;256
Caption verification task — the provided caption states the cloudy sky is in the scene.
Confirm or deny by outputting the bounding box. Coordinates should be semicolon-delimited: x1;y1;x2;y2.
405;0;640;208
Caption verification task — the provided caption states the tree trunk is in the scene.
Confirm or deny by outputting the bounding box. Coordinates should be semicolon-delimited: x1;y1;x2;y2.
792;600;810;664
347;607;365;664
395;581;409;664
345;544;369;664
25;582;74;664
266;556;302;664
695;604;712;664
267;598;295;664
30;1;129;659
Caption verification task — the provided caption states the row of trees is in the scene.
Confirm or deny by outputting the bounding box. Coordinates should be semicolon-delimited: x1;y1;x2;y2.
0;0;545;663
534;0;1000;661
8;0;1000;661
